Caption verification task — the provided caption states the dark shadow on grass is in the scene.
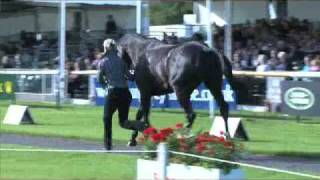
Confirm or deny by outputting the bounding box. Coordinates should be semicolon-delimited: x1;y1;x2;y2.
151;108;313;121
246;140;274;143
1;103;61;110
263;152;320;159
0;101;84;110
0;131;131;146
297;121;320;125
152;109;212;118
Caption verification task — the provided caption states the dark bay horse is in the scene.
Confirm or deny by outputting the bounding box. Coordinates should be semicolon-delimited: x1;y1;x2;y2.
117;34;234;145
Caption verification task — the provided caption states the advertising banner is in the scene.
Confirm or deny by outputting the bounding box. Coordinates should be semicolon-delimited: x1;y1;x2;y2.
281;81;320;117
94;79;237;110
0;75;16;100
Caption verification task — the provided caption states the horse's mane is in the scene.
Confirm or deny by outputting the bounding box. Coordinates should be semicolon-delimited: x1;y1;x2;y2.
120;33;163;45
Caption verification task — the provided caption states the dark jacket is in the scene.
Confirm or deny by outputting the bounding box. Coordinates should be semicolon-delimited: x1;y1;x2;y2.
98;50;133;89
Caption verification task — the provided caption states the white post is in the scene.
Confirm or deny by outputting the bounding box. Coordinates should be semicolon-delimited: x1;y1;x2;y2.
142;0;150;36
224;0;232;60
58;0;66;106
41;74;46;96
136;0;142;34
157;143;168;180
88;75;96;104
206;0;213;48
209;98;215;119
268;0;277;19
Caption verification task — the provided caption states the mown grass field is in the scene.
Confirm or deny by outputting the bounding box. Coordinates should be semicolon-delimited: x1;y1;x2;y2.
0;144;315;180
1;101;320;179
1;101;320;156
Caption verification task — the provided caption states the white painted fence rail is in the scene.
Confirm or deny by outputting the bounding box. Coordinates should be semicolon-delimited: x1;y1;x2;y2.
1;69;319;78
232;70;320;78
0;69;59;75
71;70;320;78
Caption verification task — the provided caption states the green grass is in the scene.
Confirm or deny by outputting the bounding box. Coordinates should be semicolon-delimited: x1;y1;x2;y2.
0;148;137;180
243;168;317;180
0;144;317;180
1;101;320;156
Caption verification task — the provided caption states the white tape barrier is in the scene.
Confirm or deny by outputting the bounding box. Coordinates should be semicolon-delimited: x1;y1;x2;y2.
0;148;156;153
0;148;319;179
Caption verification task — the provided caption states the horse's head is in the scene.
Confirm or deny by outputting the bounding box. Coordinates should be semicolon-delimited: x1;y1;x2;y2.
117;34;157;69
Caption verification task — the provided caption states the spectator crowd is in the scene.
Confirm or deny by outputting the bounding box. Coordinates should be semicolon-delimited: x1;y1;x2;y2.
1;17;320;72
1;17;319;99
214;17;320;72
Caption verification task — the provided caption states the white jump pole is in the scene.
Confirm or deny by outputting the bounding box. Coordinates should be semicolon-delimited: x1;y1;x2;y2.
157;143;168;180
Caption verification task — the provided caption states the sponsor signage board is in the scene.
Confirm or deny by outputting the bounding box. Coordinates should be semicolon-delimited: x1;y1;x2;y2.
281;81;320;117
94;79;237;110
0;75;16;100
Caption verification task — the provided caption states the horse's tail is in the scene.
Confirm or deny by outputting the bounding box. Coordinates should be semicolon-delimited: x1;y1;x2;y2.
221;54;235;91
201;49;235;90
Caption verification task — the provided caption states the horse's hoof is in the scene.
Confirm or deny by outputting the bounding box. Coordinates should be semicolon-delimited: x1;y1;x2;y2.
127;140;137;147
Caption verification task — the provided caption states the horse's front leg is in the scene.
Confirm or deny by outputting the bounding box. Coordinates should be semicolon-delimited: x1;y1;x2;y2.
128;94;151;146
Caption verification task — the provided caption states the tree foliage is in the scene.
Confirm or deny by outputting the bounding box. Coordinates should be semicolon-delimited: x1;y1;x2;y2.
150;2;193;25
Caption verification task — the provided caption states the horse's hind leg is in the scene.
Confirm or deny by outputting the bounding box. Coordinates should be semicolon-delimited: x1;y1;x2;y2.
175;90;196;128
204;79;230;136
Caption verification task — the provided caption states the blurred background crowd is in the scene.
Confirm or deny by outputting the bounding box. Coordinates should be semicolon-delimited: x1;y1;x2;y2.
0;0;319;102
1;17;319;73
214;17;320;72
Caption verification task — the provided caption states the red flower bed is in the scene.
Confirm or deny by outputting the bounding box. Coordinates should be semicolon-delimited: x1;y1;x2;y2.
139;123;244;173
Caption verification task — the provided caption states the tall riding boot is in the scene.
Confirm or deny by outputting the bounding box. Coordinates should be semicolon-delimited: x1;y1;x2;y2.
104;124;112;150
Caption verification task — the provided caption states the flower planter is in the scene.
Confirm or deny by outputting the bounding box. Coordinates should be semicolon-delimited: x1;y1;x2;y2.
137;159;245;180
